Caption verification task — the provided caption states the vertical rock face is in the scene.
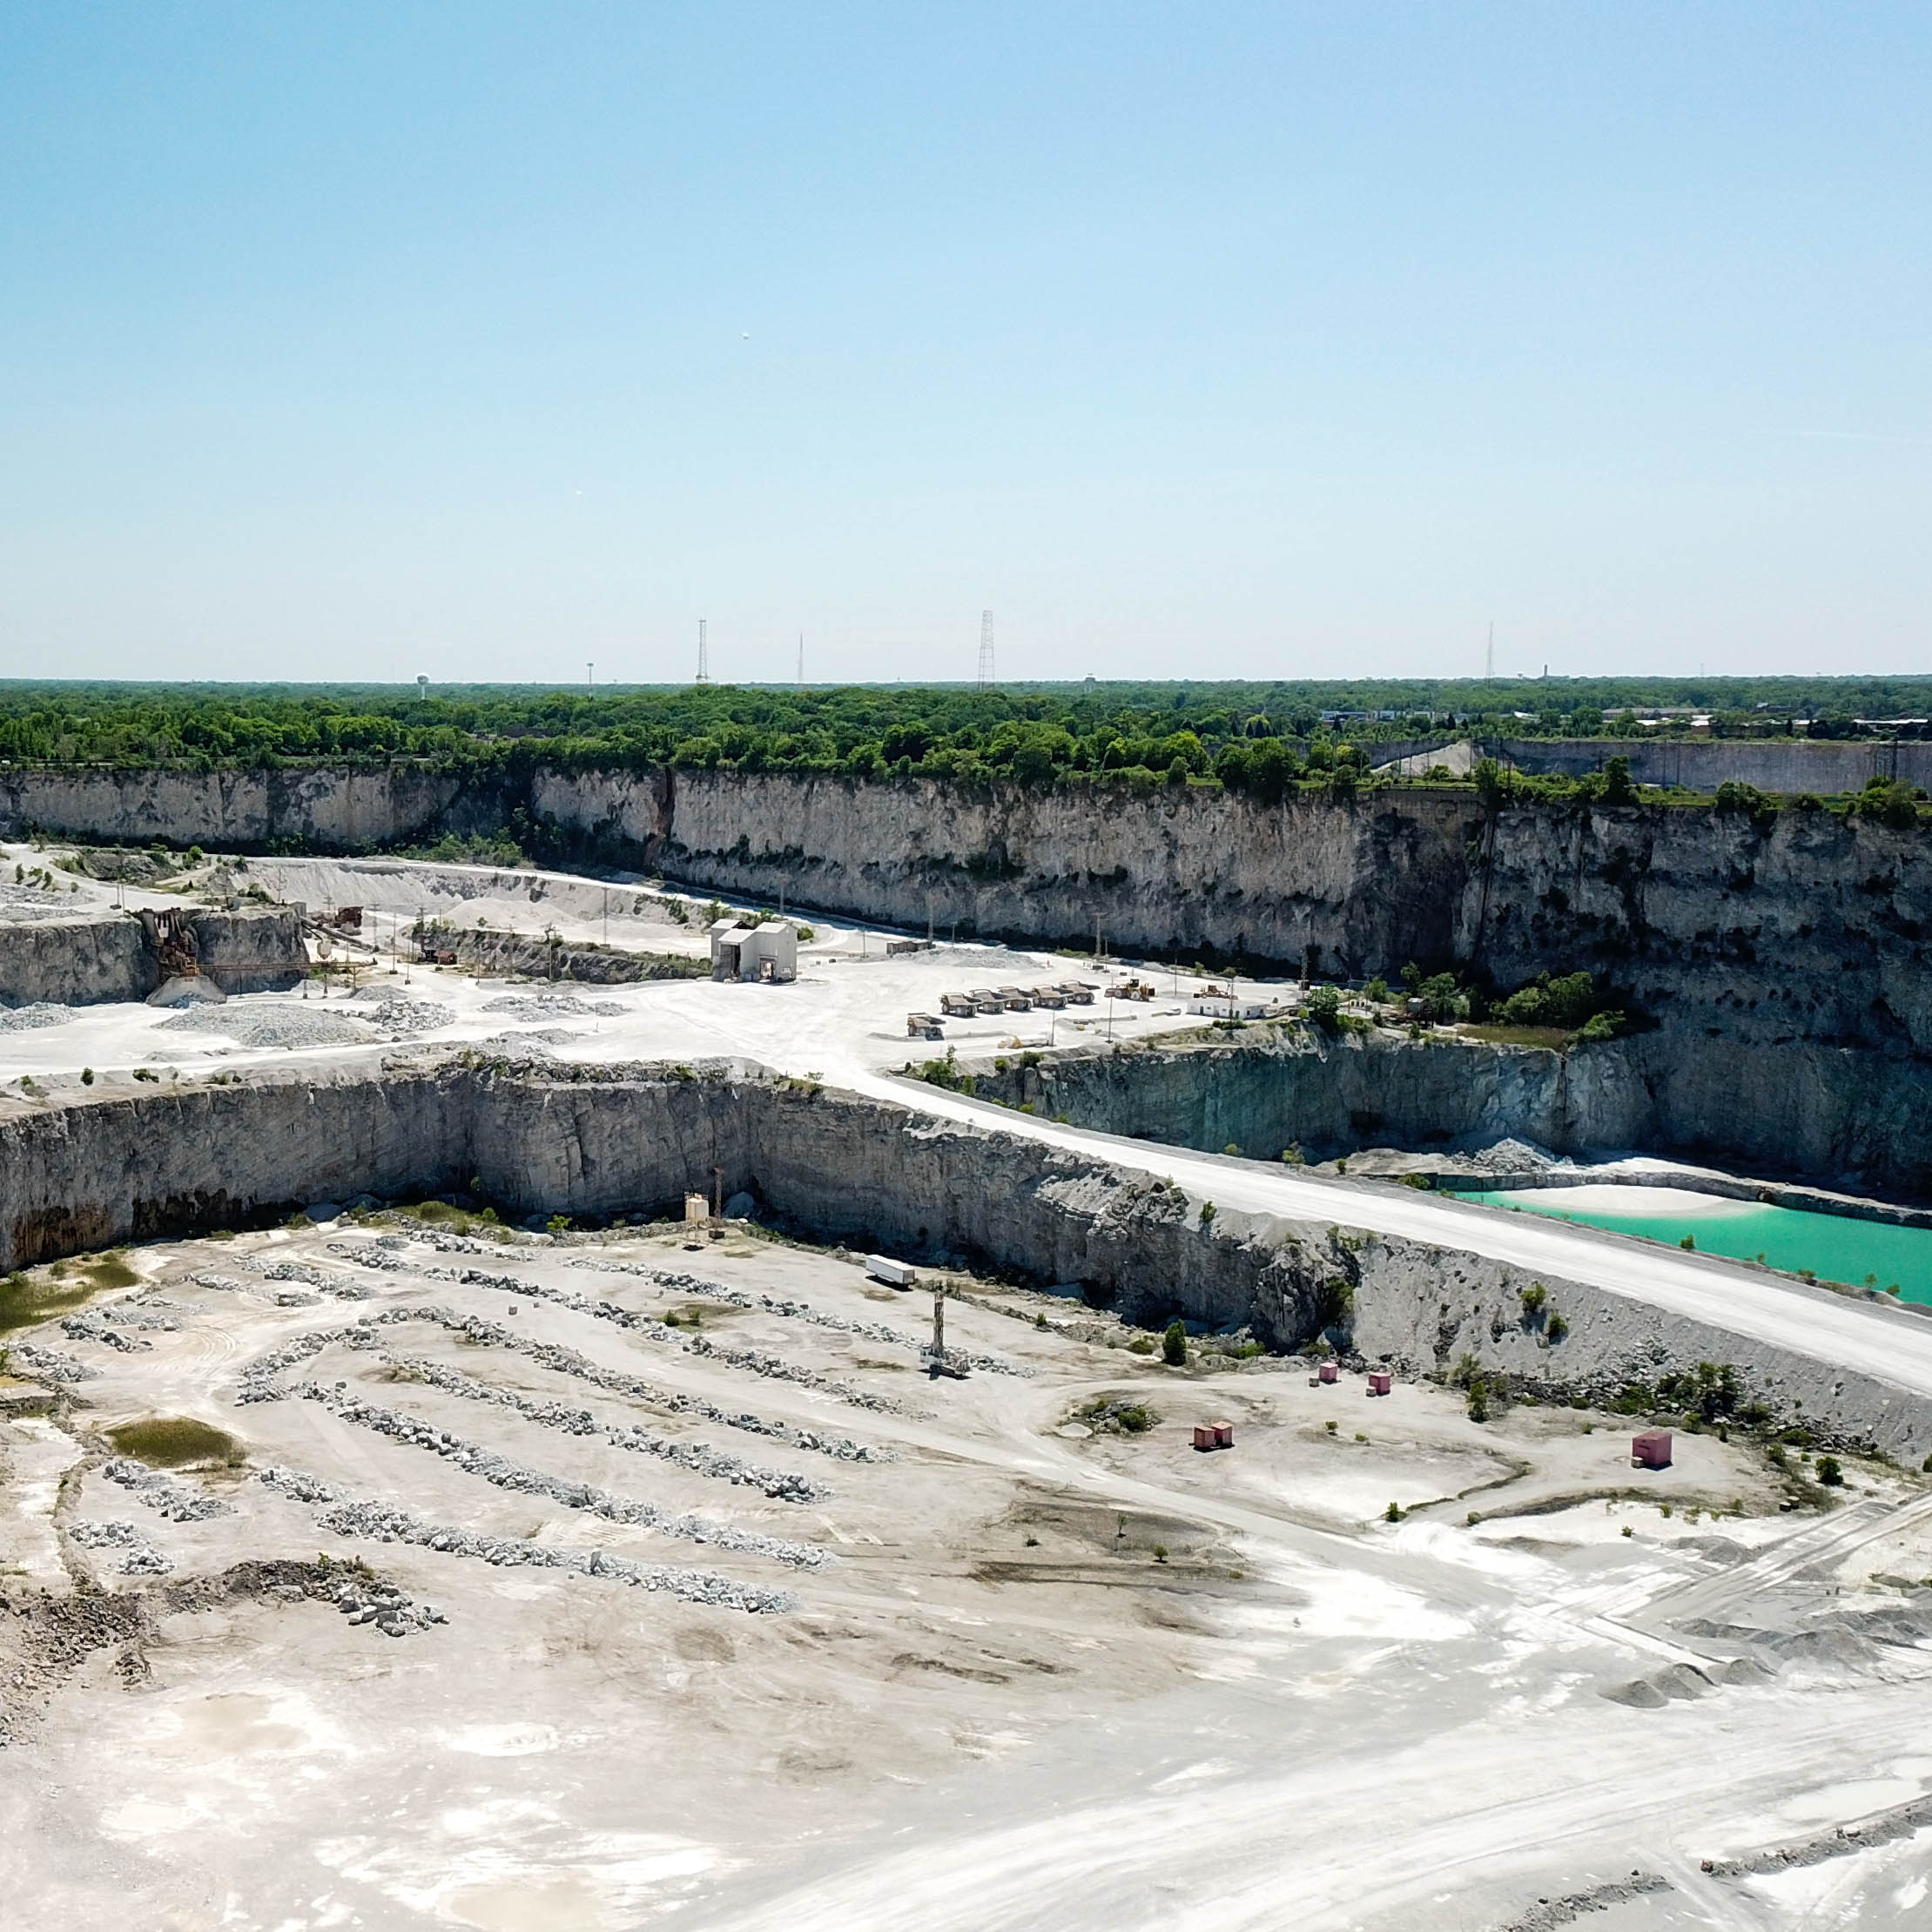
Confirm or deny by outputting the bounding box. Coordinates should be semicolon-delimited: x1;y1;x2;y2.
0;915;150;1007
1461;806;1932;1052
3;1059;1928;1455
663;773;1480;972
968;1031;1932;1195
185;909;309;994
0;908;306;1006
3;761;1928;1057
0;764;515;852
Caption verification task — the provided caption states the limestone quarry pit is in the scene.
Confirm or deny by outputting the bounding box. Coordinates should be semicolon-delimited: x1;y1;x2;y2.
8;841;1932;1932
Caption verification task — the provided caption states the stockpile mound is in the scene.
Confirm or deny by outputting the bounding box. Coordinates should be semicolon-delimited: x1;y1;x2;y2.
0;1003;71;1032
158;1004;375;1051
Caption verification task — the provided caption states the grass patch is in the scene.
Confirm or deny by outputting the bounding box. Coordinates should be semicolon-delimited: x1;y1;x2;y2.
0;1268;112;1336
84;1254;141;1289
106;1415;247;1469
1459;1023;1571;1051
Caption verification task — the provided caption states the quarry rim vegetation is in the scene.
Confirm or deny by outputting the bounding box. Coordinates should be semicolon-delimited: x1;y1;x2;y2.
4;677;1932;798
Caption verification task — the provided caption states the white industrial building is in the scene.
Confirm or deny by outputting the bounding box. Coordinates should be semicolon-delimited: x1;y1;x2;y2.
708;918;799;984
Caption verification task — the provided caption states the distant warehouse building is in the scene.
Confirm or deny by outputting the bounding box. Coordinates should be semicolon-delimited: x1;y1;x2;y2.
708;918;799;984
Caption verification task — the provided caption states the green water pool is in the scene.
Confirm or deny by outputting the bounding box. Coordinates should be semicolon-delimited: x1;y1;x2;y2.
1451;1187;1932;1307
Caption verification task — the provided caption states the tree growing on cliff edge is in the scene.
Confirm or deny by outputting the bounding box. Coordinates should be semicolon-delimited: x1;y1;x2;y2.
1303;984;1343;1030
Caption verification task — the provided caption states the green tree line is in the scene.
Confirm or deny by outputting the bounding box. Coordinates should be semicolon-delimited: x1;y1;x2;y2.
2;677;1930;789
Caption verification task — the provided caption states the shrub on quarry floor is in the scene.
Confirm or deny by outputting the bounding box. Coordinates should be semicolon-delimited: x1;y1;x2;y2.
106;1417;247;1469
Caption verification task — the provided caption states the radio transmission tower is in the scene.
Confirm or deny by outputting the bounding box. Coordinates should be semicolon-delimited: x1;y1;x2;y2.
697;618;710;683
977;609;995;689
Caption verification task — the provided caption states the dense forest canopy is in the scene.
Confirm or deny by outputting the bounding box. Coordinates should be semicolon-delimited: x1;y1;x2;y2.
1;678;1928;794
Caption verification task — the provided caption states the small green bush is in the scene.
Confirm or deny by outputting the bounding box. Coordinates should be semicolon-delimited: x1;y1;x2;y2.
106;1416;246;1468
1816;1455;1844;1487
1161;1319;1188;1366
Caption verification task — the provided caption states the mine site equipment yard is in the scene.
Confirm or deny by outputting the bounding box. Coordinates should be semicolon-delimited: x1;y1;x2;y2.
8;842;1932;1930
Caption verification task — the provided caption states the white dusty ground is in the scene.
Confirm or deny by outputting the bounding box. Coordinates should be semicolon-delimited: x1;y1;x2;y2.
6;1217;1932;1932
9;844;1932;1929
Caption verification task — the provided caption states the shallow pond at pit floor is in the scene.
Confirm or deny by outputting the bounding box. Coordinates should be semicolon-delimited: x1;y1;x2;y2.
1451;1183;1932;1306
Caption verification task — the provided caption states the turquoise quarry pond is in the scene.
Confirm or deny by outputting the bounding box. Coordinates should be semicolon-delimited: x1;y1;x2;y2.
1452;1184;1932;1307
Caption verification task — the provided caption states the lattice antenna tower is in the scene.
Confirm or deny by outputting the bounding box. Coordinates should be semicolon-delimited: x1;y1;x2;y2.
1485;622;1494;681
697;618;710;683
977;609;995;690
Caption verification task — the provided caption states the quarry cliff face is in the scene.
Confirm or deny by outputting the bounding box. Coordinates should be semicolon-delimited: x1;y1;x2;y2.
3;1056;1927;1457
1463;805;1932;1053
5;761;1929;1054
972;1028;1932;1196
0;907;305;1008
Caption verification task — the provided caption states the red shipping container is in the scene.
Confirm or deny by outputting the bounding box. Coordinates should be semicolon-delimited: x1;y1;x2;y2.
1192;1424;1217;1452
1318;1361;1339;1384
1368;1370;1392;1396
1632;1430;1673;1469
1212;1420;1234;1449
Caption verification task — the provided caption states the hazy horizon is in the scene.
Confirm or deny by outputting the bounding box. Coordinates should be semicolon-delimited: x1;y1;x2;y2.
3;4;1927;684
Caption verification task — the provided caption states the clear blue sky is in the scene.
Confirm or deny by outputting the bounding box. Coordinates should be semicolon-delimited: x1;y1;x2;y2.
2;3;1927;684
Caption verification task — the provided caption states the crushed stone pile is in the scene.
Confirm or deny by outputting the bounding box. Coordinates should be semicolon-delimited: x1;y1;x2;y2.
103;1457;233;1522
480;992;626;1017
68;1518;172;1575
149;976;226;1007
370;1346;828;1501
347;988;456;1035
0;1002;71;1032
232;1255;372;1300
0;878;77;921
7;1342;95;1383
1470;1138;1571;1172
61;1313;151;1352
98;1306;182;1333
451;1263;900;1412
573;1255;1032;1377
292;1381;827;1567
326;1576;445;1639
302;1259;892;1467
476;1028;578;1053
258;1466;798;1612
158;1003;376;1051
